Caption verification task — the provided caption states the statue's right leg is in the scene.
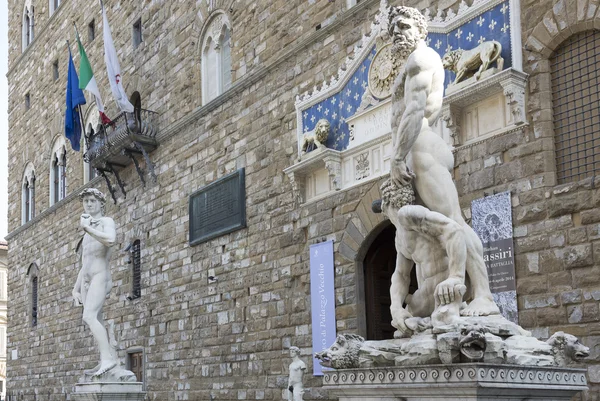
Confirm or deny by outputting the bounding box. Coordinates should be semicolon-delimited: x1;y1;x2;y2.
83;274;117;375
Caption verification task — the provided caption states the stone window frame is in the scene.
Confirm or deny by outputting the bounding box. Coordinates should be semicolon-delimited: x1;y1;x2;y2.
88;19;95;42
126;346;145;386
524;0;600;187
49;0;61;17
26;263;39;328
21;162;36;224
200;11;233;105
82;103;100;184
132;17;143;49
49;135;67;206
21;0;34;52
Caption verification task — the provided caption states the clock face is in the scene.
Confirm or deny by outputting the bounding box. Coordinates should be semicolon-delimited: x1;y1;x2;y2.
368;43;402;100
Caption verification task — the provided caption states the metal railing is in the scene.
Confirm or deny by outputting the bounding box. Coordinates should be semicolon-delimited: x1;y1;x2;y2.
83;109;159;165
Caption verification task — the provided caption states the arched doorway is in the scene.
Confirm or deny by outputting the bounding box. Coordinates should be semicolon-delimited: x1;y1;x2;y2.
363;223;418;340
363;224;397;340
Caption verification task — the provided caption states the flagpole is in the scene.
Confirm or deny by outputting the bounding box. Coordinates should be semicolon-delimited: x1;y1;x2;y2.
71;25;90;150
67;39;89;151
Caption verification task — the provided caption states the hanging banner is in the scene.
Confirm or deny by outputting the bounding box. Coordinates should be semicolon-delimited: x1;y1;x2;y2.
309;240;336;376
471;191;518;323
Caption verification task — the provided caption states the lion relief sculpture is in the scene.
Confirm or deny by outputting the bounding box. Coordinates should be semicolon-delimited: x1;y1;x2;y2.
301;118;330;155
442;40;504;85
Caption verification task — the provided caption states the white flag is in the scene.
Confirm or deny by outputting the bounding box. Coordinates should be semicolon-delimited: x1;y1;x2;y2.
101;2;134;113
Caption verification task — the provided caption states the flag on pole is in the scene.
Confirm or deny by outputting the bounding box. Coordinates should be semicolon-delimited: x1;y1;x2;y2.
65;45;87;151
75;27;111;124
101;0;134;113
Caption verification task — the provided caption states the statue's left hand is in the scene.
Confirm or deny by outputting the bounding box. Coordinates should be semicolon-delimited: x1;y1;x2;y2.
72;290;82;305
435;277;465;305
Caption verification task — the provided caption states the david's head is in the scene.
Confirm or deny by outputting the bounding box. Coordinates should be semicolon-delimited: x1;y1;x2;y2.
388;6;428;55
289;346;300;357
79;188;107;215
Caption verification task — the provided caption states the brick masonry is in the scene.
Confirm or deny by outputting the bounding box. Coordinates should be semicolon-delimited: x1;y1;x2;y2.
5;0;600;399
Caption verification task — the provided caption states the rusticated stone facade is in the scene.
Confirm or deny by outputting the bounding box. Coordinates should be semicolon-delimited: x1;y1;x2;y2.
5;0;600;400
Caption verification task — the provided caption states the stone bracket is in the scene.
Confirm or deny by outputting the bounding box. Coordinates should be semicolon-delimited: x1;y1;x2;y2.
441;68;529;147
283;148;342;204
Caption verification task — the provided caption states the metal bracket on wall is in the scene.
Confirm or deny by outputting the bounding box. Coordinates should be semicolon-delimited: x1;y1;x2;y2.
107;164;126;199
133;141;157;184
98;169;118;204
123;148;146;187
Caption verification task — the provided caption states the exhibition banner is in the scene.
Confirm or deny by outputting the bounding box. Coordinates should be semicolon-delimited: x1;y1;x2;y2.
472;191;518;323
309;240;336;376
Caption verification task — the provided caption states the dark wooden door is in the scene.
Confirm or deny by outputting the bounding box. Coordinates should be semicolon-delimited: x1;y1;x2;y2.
364;224;397;340
129;352;143;382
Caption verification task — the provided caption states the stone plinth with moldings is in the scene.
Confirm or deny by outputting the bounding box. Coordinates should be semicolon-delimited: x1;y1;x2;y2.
72;382;145;401
323;364;587;401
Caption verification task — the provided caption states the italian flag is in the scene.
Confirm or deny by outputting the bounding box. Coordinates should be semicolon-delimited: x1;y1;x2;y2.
75;31;111;124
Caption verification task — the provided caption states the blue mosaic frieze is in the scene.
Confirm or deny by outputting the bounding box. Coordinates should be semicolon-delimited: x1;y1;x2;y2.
301;0;512;153
428;1;512;90
302;47;377;151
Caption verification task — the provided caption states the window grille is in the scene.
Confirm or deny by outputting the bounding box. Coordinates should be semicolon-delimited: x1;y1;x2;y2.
551;30;600;184
131;240;141;298
31;276;38;326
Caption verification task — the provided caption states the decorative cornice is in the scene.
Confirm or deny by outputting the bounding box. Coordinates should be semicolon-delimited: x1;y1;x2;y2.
444;68;528;108
426;0;506;33
323;364;588;388
452;124;527;153
295;0;387;109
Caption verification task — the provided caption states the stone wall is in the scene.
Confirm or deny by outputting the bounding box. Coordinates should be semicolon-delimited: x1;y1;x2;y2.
6;0;392;399
6;0;600;399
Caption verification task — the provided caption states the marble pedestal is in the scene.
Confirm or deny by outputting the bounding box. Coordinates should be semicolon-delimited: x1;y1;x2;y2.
323;364;587;401
72;382;145;401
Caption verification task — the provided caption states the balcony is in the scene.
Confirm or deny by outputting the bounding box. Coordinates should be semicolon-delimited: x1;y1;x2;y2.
84;108;159;201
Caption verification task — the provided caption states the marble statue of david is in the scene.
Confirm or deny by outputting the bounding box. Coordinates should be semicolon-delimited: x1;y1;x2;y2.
73;188;118;377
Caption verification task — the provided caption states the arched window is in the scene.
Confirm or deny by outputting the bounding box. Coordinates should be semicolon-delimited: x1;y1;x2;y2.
21;163;35;224
49;0;61;16
82;104;101;183
201;13;232;104
27;263;39;327
551;30;600;184
49;136;67;205
22;1;34;51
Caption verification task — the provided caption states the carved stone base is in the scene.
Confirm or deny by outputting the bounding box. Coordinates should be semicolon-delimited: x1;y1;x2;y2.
72;382;145;401
323;364;587;400
445;68;499;95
